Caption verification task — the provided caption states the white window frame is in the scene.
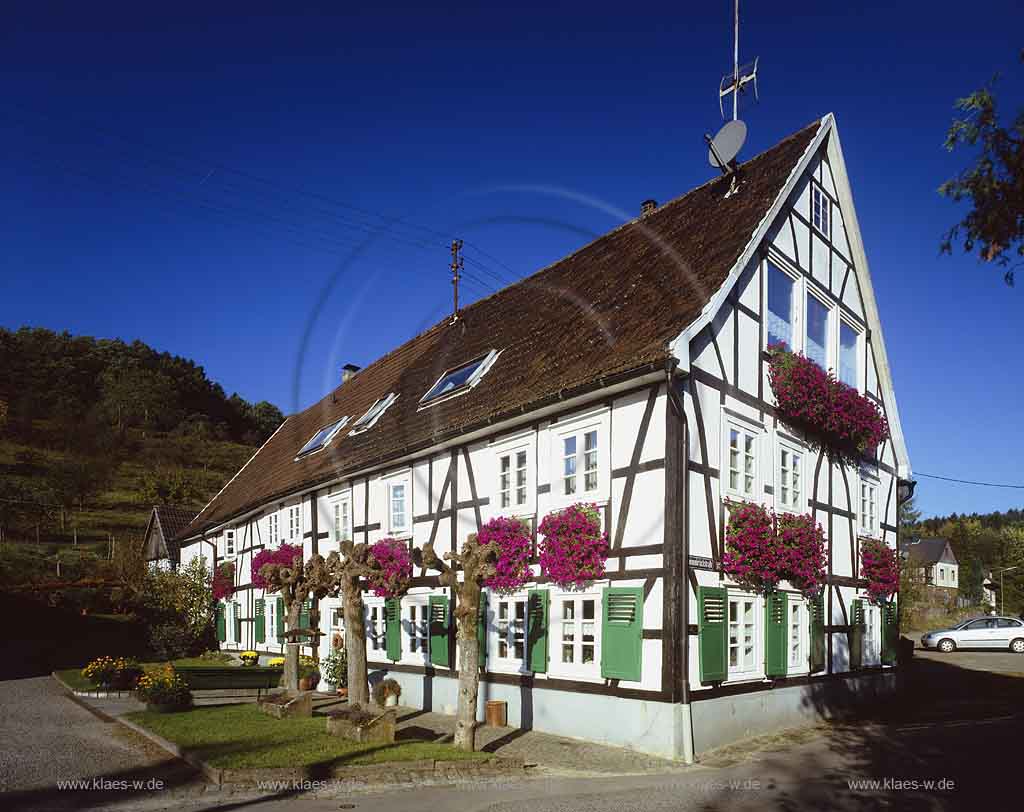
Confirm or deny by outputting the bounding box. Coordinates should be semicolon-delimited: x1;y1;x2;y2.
726;591;762;681
267;511;280;546
788;596;808;674
775;435;807;514
765;258;800;352
549;590;602;682
226;601;237;645
488;593;528;673
811;182;831;238
224;529;235;559
838;317;864;392
722;413;762;502
349;393;398;435
330;492;353;545
550;408;610;508
403;594;430;663
804;285;833;372
266;596;277;648
859;470;880;538
418;349;501;408
864;603;881;666
383;471;412;537
295;416;349;459
365;600;386;655
491;430;536;518
286;504;302;542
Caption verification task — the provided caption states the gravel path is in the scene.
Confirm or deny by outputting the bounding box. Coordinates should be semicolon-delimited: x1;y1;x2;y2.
0;676;186;796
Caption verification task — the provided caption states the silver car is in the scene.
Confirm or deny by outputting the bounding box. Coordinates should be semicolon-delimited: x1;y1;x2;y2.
921;616;1024;653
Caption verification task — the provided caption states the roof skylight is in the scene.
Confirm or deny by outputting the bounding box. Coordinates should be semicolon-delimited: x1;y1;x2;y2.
419;350;500;407
296;417;348;458
350;393;398;433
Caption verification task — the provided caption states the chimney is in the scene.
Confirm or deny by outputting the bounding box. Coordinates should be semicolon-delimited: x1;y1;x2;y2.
341;364;361;384
640;199;657;217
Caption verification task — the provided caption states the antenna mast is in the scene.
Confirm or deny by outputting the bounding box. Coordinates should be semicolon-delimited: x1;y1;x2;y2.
450;238;464;324
718;0;759;120
732;0;740;121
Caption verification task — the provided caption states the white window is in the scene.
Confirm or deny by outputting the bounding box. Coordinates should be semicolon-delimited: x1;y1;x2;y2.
776;439;804;512
499;449;529;509
551;409;609;507
225;529;235;558
420;349;500;406
296;417;348;457
267;512;280;546
788;599;807;671
839;321;860;389
226;602;237;644
350;393;398;434
864;604;880;665
812;184;831;238
287;505;301;541
561;431;598;496
860;480;878;537
492;596;527;669
384;473;411;536
552;593;600;680
724;420;759;499
951;568;957;586
805;291;831;370
767;261;796;350
330;605;344;630
727;594;758;678
366;604;384;652
266;598;277;646
332;496;352;544
406;600;429;657
938;567;945;583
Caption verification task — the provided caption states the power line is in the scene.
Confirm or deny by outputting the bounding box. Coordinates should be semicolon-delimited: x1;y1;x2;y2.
915;472;1024;490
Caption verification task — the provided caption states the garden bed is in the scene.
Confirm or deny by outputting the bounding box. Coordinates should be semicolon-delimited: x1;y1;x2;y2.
123;703;492;770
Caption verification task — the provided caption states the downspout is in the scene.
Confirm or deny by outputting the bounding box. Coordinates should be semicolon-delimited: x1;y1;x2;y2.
666;362;695;764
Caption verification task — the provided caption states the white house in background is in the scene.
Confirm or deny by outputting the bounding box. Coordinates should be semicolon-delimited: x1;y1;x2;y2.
141;505;196;572
174;114;912;759
899;538;959;590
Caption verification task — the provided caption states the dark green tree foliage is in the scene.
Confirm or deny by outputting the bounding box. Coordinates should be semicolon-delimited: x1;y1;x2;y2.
940;50;1024;285
0;327;283;444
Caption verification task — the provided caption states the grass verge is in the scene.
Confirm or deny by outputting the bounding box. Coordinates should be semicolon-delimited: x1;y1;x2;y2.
124;703;489;769
54;668;95;691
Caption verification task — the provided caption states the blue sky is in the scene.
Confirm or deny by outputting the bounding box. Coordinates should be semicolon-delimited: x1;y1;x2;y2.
1;2;1021;518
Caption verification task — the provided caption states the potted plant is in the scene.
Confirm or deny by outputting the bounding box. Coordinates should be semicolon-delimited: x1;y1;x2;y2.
239;651;259;667
373;678;402;708
135;666;192;713
298;655;319;691
321;649;348;696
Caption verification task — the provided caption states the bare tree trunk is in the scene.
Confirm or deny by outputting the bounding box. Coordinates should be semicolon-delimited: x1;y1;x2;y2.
342;574;369;705
453;585;481;751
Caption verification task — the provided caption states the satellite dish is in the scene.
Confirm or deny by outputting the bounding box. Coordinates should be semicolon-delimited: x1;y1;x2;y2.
707;119;747;169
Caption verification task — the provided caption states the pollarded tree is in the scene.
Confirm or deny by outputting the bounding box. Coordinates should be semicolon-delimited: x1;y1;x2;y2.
415;517;531;751
332;538;413;706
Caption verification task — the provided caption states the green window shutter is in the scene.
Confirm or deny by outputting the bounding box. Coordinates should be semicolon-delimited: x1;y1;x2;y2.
527;589;549;673
764;592;788;678
276;597;285;643
600;587;643;681
881;601;898;666
254;599;266;644
429;595;450;667
809;593;826;672
385;597;401;662
698;586;727;683
849;598;864;670
477;595;488;671
215;603;226;642
234;602;242;643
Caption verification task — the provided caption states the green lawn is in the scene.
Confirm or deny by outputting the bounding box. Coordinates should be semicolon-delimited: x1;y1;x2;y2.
124;704;489;769
54;668;95;691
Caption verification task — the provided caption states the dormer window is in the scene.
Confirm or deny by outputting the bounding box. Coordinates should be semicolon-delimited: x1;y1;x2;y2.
350;393;398;434
419;349;500;407
296;417;348;458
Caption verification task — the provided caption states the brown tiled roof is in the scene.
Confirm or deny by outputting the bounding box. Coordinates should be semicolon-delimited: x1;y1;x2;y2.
179;119;821;540
155;505;198;542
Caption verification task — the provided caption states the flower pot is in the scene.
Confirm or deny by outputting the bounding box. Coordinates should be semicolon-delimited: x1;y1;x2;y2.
299;677;314;691
337;687;348;698
384;694;398;707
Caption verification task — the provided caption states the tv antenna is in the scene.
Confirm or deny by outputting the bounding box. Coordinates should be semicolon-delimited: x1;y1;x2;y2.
718;0;759;121
450;238;464;324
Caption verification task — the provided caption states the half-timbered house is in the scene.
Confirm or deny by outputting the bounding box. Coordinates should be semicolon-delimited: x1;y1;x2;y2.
175;113;911;759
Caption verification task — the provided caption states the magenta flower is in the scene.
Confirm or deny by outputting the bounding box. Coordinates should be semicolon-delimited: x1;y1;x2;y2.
860;538;898;605
212;561;236;600
479;516;532;594
367;537;413;598
538;503;609;590
251;543;303;589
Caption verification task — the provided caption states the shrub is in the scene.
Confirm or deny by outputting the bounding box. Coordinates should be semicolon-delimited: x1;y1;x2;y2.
479;516;532;594
367;538;413;598
148;621;202;661
538;503;609;590
768;347;889;466
136;665;192;707
321;649;348;687
861;538;899;605
81;656;143;690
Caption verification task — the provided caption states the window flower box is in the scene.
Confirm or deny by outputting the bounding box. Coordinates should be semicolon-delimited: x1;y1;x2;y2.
767;346;889;467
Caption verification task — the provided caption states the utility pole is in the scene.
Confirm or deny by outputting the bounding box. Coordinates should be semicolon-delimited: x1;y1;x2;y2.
450;239;464;324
